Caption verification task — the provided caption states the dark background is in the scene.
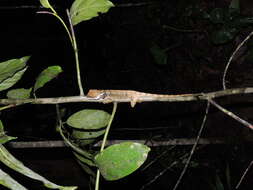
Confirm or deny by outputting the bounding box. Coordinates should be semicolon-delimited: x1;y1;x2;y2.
1;0;253;189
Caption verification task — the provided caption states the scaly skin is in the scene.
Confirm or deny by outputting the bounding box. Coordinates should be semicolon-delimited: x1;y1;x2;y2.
87;89;193;107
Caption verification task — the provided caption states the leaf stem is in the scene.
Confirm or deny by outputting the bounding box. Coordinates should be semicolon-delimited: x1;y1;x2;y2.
66;9;84;96
37;11;73;45
95;103;118;190
37;9;84;96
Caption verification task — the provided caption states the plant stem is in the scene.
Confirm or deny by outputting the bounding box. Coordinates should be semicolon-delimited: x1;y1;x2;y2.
66;9;84;96
37;11;73;45
37;9;84;96
0;104;21;111
95;103;118;190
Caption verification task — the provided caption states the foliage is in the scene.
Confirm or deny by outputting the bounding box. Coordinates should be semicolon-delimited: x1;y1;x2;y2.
0;0;150;189
187;1;253;44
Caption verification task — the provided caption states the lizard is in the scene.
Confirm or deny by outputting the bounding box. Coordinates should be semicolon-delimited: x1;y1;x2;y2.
87;89;199;107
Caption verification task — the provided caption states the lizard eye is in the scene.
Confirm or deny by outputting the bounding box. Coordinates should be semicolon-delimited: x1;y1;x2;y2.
98;92;107;99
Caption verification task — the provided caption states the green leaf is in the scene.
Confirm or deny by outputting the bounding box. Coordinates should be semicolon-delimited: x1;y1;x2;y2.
72;129;106;139
0;56;29;83
0;135;17;145
39;0;52;8
34;66;63;93
0;120;17;144
7;88;32;99
0;67;27;92
70;0;114;25
67;109;111;129
0;120;4;132
72;129;105;146
74;139;95;146
0;168;28;190
95;142;150;181
150;44;168;65
0;56;29;92
0;145;77;190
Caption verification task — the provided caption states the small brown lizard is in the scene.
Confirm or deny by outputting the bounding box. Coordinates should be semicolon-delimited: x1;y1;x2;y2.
87;89;197;107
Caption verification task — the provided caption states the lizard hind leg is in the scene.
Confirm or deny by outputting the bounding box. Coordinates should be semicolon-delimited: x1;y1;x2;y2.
130;97;138;108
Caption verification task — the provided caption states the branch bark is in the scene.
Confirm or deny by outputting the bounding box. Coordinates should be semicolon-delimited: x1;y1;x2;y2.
0;87;252;106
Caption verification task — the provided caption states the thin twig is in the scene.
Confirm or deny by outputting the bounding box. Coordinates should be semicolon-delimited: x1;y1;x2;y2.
172;101;210;190
236;160;253;189
140;146;204;190
141;146;176;171
0;2;155;10
95;103;118;190
66;9;84;96
0;5;42;10
222;31;253;89
208;99;253;130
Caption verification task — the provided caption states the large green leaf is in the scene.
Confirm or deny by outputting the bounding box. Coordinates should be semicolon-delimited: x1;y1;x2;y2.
70;0;114;25
0;168;28;190
0;145;77;190
0;67;27;92
0;56;29;83
0;120;17;144
34;66;62;93
7;88;32;99
67;109;111;129
95;142;150;181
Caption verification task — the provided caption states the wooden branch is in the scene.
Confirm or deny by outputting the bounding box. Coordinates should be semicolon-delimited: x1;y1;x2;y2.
7;138;226;149
0;87;252;106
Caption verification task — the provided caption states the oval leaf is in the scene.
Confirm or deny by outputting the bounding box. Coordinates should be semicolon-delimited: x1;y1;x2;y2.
95;142;150;181
34;66;62;92
0;67;27;92
7;88;32;99
0;56;29;83
40;0;52;8
67;109;111;129
70;0;114;25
